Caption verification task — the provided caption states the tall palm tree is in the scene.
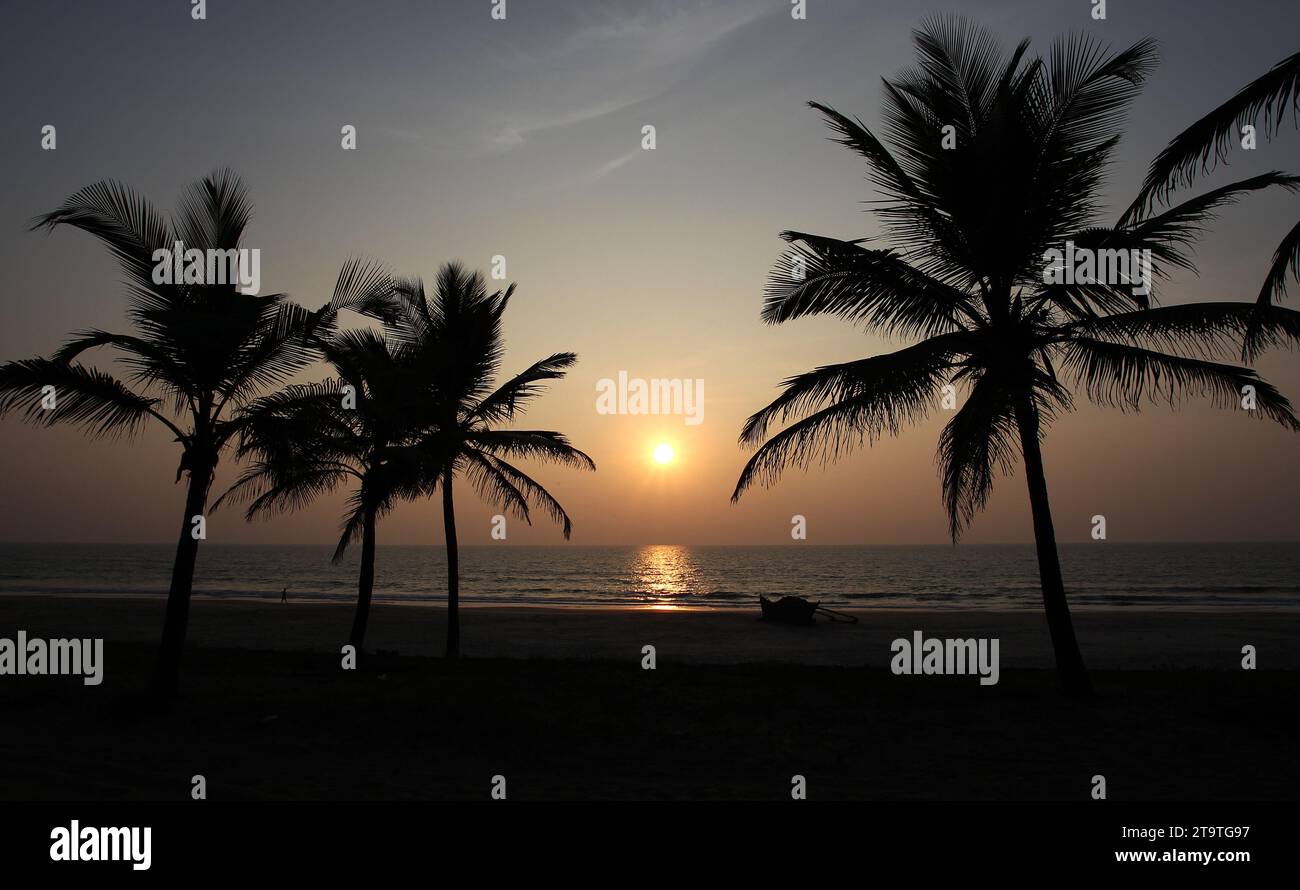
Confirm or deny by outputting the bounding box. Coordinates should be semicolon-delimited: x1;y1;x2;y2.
0;170;393;695
215;328;427;651
389;263;595;658
731;19;1300;696
1123;51;1300;355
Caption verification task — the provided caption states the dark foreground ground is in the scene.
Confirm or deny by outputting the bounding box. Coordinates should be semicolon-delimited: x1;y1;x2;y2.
1;642;1294;800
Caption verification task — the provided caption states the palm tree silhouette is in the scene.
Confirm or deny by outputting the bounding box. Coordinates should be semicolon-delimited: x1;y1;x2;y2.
390;263;595;658
0;170;393;695
731;19;1300;696
1123;51;1300;356
215;327;429;651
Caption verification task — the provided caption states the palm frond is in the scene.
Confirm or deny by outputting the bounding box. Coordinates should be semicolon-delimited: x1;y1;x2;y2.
0;358;168;440
766;231;981;335
1040;33;1159;154
237;466;356;519
470;353;578;424
215;299;326;411
1061;337;1299;429
1125;51;1300;220
909;15;1004;136
1256;216;1300;307
739;331;973;447
1123;172;1300;274
50;329;197;415
479;453;576;538
1065;302;1300;361
937;370;1021;540
174;168;253;252
466;429;596;471
462;450;532;525
326;256;397;321
806;100;967;269
331;490;381;564
29;178;173;303
732;341;955;502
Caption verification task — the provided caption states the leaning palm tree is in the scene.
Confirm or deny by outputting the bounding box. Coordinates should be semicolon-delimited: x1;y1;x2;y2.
0;170;393;695
388;263;595;658
215;328;427;651
1123;51;1300;355
731;19;1300;696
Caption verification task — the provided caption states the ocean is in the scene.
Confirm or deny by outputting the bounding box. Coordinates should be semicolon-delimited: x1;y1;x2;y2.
1;542;1297;610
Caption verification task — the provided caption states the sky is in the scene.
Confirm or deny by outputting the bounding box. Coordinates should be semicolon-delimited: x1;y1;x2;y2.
0;0;1298;546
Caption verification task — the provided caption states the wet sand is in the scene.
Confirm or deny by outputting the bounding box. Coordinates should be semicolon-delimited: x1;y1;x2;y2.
1;595;1295;669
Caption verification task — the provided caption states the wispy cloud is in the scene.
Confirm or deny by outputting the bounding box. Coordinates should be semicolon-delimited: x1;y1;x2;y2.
487;98;643;150
535;147;646;196
579;148;643;185
481;0;773;153
538;1;770;66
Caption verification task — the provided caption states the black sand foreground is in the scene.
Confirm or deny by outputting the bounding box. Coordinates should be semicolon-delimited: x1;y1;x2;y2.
1;597;1297;800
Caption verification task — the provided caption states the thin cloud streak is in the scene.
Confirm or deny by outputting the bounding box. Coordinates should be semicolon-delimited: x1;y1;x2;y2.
481;0;773;153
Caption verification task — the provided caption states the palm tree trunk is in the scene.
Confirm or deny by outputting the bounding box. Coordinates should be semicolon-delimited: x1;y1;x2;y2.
153;453;214;698
441;463;460;659
1013;392;1093;698
348;505;377;651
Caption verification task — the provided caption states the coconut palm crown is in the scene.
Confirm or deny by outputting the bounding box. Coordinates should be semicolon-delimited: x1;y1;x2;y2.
0;169;393;694
389;263;596;658
731;19;1300;696
215;326;429;650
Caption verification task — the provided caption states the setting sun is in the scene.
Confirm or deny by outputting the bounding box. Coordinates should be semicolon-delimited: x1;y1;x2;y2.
653;442;675;464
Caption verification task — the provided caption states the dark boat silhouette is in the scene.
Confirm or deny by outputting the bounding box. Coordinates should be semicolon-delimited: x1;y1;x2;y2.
759;594;818;624
759;594;859;625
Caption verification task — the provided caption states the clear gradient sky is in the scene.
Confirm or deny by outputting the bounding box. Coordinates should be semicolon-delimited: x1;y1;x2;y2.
1;0;1298;546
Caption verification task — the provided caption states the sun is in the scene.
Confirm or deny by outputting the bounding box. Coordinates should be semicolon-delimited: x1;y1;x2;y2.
653;442;675;464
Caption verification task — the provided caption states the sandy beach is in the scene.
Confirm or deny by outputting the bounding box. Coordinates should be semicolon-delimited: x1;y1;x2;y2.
2;595;1296;669
2;595;1296;800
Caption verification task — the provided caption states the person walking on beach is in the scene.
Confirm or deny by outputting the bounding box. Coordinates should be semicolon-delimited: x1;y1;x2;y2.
281;586;288;604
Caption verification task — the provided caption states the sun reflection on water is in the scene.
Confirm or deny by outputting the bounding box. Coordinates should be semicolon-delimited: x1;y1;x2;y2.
631;544;705;603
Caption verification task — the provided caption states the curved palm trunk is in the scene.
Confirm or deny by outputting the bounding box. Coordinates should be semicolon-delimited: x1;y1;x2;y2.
153;454;214;698
348;505;378;651
1013;393;1093;698
441;464;460;659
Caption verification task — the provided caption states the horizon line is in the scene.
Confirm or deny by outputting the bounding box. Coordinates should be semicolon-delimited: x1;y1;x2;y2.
3;539;1298;548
